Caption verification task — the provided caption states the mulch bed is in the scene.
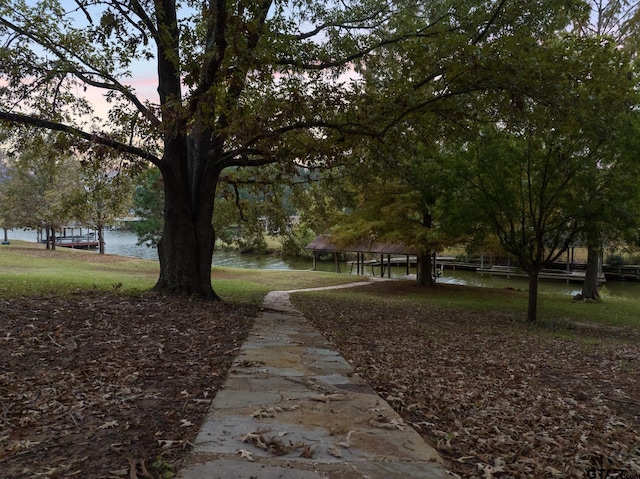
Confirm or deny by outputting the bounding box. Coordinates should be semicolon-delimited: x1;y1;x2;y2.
0;292;257;478
292;282;640;479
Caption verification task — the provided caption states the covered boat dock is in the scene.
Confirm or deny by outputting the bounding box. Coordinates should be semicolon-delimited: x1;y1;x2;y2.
305;234;435;278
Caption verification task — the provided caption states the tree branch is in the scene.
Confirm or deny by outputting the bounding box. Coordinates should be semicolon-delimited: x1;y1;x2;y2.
277;12;450;71
0;16;161;127
472;0;508;45
0;110;161;165
291;8;391;41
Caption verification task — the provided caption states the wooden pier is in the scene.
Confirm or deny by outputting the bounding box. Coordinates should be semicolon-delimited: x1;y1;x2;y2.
56;235;99;249
305;235;640;283
476;265;605;283
603;264;640;281
40;232;99;249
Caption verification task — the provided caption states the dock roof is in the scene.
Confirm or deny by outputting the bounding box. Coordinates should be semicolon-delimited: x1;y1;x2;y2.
305;234;418;255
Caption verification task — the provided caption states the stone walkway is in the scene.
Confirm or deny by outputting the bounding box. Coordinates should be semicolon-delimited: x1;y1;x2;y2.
178;283;449;478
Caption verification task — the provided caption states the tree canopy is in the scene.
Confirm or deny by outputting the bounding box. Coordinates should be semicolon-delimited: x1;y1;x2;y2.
451;32;640;322
1;0;379;296
0;132;84;248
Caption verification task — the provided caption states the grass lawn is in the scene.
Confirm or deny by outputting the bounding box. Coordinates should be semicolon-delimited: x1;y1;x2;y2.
0;240;361;301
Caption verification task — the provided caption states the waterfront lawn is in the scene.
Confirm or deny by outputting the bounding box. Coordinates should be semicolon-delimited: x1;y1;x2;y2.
0;241;158;296
0;241;360;300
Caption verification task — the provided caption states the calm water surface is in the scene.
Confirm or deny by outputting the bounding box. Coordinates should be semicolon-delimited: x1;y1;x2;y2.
6;228;640;298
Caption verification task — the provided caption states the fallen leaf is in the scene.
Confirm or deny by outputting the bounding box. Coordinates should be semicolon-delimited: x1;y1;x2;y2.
335;430;355;448
238;449;255;462
98;420;119;429
369;415;405;430
328;446;342;457
299;443;313;458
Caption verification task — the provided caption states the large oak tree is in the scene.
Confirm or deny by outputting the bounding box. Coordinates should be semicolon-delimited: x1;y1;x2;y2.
0;0;381;297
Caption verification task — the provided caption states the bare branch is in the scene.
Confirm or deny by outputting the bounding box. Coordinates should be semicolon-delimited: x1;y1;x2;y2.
291;8;391;41
72;0;93;24
472;0;508;45
116;0;157;41
276;16;449;71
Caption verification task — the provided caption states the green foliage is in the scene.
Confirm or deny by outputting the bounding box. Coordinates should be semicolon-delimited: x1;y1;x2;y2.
280;224;317;259
151;456;175;479
131;167;163;247
1;131;84;234
0;0;634;298
606;254;625;266
74;146;135;253
447;31;640;321
214;165;310;253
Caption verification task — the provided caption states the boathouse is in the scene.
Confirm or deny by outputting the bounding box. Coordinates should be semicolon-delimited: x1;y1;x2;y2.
305;234;427;277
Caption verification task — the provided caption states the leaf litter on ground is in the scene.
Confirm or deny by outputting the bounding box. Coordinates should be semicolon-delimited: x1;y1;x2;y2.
0;291;256;478
291;282;640;479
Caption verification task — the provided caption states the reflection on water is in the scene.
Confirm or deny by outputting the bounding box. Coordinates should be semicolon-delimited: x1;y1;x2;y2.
5;228;640;298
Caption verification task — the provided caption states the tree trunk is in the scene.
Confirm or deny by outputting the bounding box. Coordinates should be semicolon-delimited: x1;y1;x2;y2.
46;226;56;250
152;157;220;299
97;225;105;254
527;271;539;323
581;246;601;301
416;251;434;286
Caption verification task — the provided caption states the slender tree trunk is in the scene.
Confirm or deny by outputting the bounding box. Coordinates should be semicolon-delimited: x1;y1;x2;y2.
46;226;56;250
527;271;539;323
97;224;105;254
416;251;434;286
581;246;601;300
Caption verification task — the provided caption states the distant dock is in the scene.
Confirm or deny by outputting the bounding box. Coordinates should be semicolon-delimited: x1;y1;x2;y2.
41;234;99;250
476;265;605;283
346;255;639;284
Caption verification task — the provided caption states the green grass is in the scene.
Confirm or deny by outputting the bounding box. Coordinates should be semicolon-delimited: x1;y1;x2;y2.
0;241;363;301
209;267;365;304
0;241;158;296
2;240;639;330
296;280;640;331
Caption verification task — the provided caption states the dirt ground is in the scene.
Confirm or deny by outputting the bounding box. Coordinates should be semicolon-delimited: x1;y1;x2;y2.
0;292;256;479
292;282;640;479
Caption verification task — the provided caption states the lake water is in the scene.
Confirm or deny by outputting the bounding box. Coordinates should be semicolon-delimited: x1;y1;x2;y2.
5;228;640;298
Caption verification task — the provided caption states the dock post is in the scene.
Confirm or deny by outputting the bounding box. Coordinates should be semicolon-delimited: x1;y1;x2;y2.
387;255;391;278
432;252;437;280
